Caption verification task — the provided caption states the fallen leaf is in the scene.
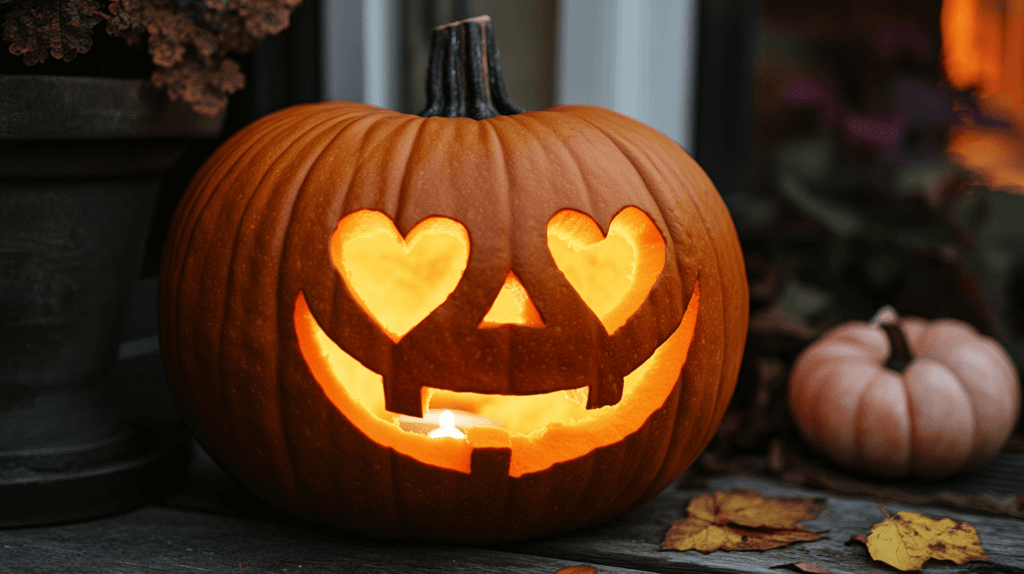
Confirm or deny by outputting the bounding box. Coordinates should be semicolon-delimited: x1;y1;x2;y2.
845;534;868;545
866;511;990;571
553;567;597;574
662;489;826;553
713;488;826;529
769;562;830;573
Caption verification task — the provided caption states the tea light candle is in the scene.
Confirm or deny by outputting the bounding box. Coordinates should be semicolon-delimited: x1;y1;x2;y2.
428;410;465;438
396;408;503;437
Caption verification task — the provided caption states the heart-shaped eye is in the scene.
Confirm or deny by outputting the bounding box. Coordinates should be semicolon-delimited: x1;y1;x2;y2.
547;207;665;334
331;210;469;342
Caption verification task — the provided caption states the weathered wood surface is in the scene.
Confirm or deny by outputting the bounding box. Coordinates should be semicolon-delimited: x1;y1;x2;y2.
0;506;645;574
2;442;1023;574
509;475;1024;574
893;449;1024;496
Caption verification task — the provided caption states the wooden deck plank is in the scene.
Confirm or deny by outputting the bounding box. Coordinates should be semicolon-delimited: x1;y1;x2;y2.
0;505;654;574
10;440;1020;574
880;450;1024;496
504;475;1024;574
160;442;1024;574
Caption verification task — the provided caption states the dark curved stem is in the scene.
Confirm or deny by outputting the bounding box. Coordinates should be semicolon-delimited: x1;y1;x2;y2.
881;322;913;373
419;15;524;120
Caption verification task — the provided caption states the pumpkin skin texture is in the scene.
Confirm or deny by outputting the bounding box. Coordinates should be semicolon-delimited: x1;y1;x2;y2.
788;316;1020;479
159;101;747;540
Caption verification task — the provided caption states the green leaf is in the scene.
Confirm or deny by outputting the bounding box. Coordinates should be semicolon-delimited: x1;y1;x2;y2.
777;174;865;237
863;252;903;290
775;137;834;182
893;157;958;199
780;277;835;321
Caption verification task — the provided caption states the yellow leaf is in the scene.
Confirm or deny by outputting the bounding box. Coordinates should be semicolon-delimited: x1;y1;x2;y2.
685;491;719;523
866;511;990;571
662;490;826;553
662;517;740;553
716;489;826;529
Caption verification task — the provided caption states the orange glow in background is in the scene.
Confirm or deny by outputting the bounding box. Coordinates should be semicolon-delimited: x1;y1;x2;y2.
942;0;1024;193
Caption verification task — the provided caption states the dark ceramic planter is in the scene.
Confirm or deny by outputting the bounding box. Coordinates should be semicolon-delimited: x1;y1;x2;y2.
0;75;223;526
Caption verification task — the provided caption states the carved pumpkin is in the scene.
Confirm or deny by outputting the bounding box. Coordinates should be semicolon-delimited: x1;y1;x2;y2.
788;306;1020;479
159;16;748;541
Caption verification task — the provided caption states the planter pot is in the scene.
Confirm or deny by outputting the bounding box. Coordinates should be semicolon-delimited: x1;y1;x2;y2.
0;75;223;526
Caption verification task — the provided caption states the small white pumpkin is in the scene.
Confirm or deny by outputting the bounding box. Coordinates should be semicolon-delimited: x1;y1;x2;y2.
788;306;1020;478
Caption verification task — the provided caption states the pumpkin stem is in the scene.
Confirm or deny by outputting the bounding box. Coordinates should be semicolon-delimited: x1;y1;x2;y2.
871;305;913;372
419;15;524;120
881;322;914;373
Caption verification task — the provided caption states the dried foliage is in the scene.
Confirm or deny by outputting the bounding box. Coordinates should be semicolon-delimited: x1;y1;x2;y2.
661;489;826;553
3;0;103;65
857;509;989;571
2;0;302;115
552;567;598;574
663;490;992;571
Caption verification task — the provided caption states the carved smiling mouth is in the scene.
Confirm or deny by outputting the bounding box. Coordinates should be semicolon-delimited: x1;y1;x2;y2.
293;281;698;478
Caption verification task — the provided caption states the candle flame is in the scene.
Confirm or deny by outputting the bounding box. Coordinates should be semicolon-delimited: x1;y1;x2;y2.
427;409;466;439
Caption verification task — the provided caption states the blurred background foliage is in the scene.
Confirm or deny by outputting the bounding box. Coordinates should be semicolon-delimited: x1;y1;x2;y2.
705;0;1024;491
733;0;1024;379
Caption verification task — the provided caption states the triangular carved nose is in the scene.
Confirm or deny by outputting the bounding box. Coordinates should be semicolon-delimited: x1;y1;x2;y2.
479;271;544;327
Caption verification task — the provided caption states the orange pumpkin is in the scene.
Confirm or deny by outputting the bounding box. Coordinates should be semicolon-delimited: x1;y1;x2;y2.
159;16;748;541
789;306;1020;479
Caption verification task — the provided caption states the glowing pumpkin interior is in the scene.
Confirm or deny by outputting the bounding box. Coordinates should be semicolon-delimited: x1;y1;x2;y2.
295;207;699;477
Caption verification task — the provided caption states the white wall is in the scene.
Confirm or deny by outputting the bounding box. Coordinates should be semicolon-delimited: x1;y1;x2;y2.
321;0;700;152
556;0;700;152
322;0;402;110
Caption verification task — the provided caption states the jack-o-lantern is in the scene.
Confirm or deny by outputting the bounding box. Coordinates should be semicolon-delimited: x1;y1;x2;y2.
159;16;748;541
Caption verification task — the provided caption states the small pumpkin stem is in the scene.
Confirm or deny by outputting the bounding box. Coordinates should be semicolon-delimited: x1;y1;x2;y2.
882;323;913;372
419;15;524;120
872;305;913;373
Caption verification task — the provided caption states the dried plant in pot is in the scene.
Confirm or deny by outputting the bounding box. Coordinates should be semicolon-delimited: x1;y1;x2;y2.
2;0;303;115
0;0;300;526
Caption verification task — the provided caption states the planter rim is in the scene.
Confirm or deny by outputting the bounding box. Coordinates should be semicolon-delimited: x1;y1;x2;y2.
0;75;225;141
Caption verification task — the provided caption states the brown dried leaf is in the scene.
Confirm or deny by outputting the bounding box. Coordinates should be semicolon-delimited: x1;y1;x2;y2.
866;511;990;571
105;0;298;115
553;567;598;574
769;562;830;573
3;0;103;65
150;56;244;116
662;490;826;553
845;534;868;545
748;302;824;344
4;6;48;65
